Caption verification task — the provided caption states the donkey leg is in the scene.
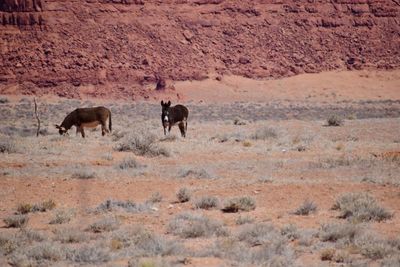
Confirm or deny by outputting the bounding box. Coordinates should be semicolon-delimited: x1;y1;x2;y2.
185;119;188;137
81;128;85;138
178;122;185;138
163;126;166;136
101;122;107;136
168;125;172;135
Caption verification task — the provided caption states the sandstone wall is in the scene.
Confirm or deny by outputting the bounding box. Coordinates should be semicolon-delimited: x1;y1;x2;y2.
0;0;399;98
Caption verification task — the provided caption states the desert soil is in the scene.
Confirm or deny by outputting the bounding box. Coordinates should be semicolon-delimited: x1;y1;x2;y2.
0;70;399;266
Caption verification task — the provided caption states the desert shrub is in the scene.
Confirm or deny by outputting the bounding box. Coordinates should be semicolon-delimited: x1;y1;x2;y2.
17;203;33;214
242;140;252;147
333;193;393;222
293;200;317;215
117;157;142;170
0;97;9;103
0;235;18;255
355;233;398;260
194;196;219;210
168;212;228;238
382;255;400;267
53;228;88;243
176;188;191;203
25;242;65;262
0;230;47;256
87;216;120;233
298;229;316;247
18;229;47;243
250;126;278;140
319;222;360;242
72;168;96;179
111;129;127;142
332;250;351;263
94;199;152;213
235;215;254;225
207;237;294;266
221;196;256;212
296;144;307;152
178;167;213;179
33;199;56;212
66;244;110;263
237;223;282;247
49;209;75;224
327;115;343;126
320;248;335;261
3;215;28;228
114;131;170;157
233;117;247;125
0;139;17;153
17;199;55;214
281;224;299;241
147;192;163;203
111;226;183;257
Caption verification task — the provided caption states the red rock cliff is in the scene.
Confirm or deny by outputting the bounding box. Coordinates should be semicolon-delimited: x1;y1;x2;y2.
0;0;399;98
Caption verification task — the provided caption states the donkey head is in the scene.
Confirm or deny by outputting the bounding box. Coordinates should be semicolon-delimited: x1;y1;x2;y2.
55;124;68;135
161;100;171;124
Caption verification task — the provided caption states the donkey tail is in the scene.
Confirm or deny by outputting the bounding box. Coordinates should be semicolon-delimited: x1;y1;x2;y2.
109;110;112;132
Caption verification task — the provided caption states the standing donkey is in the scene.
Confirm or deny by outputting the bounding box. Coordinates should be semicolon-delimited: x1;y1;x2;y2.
161;100;189;137
55;106;112;138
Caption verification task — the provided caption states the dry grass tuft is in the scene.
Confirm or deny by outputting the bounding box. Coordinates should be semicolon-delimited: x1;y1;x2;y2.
168;212;228;238
221;196;256;213
326;115;343;126
66;244;111;263
72;168;96;179
320;248;335;261
237;223;282;246
194;196;219;210
319;222;360;242
53;228;88;243
0;139;17;153
293;200;317;215
147;192;163;203
49;209;75;224
87;216;120;233
94;199;153;213
235;215;254;225
333;192;393;222
250;126;278;140
117;157;143;170
114;131;170;157
111;226;184;257
176;188;191;203
3;215;29;228
178;167;214;179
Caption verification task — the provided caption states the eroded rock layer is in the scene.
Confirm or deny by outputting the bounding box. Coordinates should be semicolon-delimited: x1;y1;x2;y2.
0;0;399;98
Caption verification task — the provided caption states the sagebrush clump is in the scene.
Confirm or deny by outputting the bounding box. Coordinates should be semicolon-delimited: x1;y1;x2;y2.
114;131;170;157
333;192;393;222
176;188;191;203
222;196;256;213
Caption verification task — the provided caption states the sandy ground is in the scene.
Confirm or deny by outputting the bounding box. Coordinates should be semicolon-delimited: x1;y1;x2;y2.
168;70;400;104
0;70;399;266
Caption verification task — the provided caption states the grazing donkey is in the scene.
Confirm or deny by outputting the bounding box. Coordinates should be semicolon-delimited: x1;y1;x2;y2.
161;100;189;137
55;106;112;138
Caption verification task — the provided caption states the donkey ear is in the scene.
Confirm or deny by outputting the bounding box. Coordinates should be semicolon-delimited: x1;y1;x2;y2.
167;100;171;106
161;100;164;106
54;124;60;129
